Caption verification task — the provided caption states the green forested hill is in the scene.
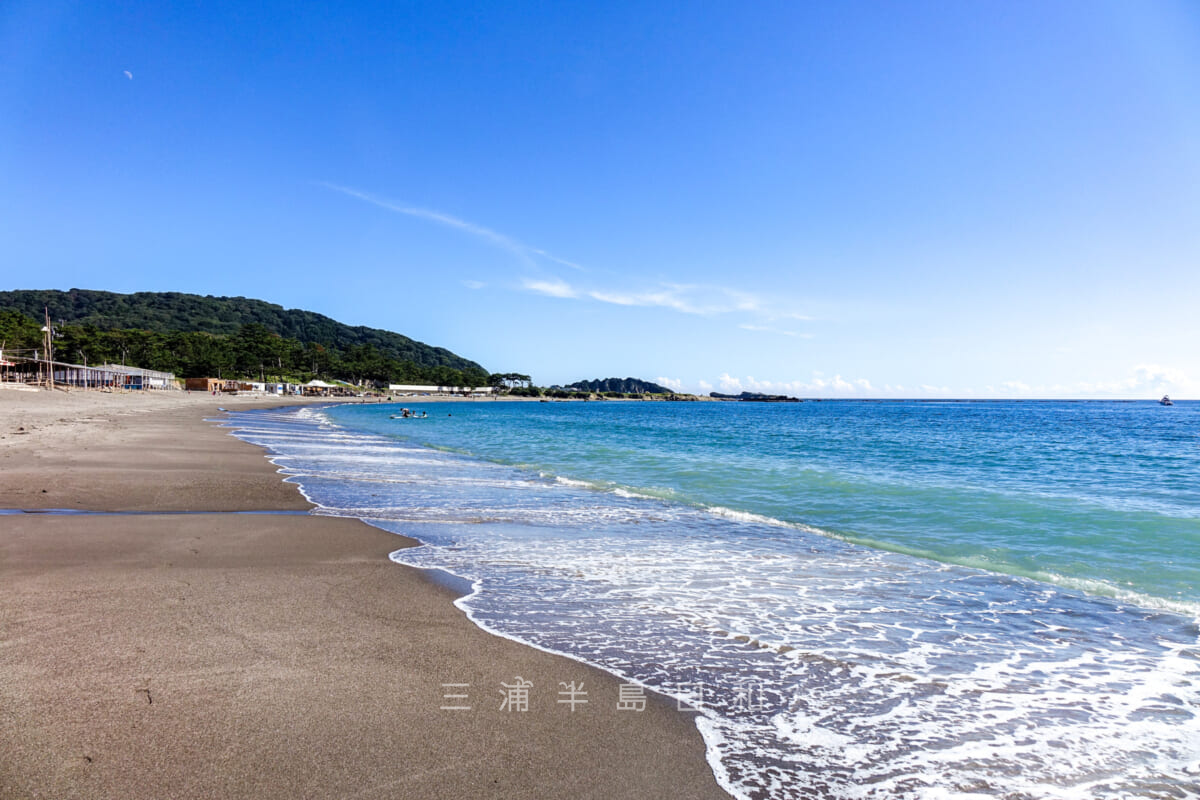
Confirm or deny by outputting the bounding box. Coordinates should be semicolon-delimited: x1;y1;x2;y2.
0;288;480;371
0;288;490;385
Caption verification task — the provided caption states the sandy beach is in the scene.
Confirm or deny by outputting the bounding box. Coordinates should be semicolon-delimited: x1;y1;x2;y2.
0;388;727;799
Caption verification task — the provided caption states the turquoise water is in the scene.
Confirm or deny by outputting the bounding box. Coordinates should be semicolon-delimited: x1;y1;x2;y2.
226;401;1200;799
335;399;1200;613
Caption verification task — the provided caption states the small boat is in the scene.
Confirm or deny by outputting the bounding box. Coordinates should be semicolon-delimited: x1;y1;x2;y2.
1160;395;1173;406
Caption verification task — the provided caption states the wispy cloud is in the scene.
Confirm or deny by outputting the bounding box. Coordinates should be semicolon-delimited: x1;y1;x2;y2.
323;183;568;269
461;280;487;290
521;277;578;298
323;182;812;327
586;287;707;314
521;276;812;324
530;249;588;272
739;323;813;338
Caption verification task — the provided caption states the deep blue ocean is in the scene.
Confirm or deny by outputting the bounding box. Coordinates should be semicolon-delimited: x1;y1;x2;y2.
226;399;1200;799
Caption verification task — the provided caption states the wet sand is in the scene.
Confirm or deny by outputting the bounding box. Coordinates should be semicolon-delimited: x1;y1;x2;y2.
0;389;728;799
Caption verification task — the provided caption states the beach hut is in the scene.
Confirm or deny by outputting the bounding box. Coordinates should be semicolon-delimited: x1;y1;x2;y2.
97;365;177;390
185;377;223;393
303;379;335;397
184;377;242;393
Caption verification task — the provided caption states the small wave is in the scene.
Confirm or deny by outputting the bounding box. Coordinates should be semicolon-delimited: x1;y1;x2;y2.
552;474;677;503
703;504;825;535
612;486;676;501
554;475;599;489
1031;571;1200;620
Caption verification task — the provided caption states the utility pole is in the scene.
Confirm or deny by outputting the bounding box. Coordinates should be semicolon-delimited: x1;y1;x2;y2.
41;307;53;389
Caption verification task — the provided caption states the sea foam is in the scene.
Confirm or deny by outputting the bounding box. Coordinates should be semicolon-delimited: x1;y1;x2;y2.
223;405;1200;800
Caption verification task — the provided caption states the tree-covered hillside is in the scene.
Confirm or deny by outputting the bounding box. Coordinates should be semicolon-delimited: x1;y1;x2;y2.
0;289;492;386
0;289;480;372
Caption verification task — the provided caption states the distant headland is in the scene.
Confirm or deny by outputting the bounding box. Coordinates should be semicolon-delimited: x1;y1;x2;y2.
709;391;801;402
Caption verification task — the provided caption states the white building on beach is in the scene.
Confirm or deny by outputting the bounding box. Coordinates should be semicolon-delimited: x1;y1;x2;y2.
387;384;494;396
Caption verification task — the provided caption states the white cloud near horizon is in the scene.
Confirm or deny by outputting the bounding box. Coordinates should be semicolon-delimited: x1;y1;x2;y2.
699;363;1197;400
998;364;1195;399
712;373;892;398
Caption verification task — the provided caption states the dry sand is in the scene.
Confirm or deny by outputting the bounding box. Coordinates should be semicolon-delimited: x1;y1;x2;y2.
0;388;728;799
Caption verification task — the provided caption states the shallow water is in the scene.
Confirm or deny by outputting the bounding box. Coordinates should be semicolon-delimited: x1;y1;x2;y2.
225;402;1200;799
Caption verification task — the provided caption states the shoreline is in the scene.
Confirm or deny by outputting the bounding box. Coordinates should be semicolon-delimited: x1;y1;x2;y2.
0;390;729;799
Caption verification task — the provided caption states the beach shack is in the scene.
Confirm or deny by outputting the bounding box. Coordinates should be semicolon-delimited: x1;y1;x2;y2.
0;355;177;390
97;365;177;390
0;351;16;383
302;379;335;397
184;378;242;393
185;377;220;393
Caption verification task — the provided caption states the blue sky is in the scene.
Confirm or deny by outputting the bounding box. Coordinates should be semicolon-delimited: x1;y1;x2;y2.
2;1;1198;397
